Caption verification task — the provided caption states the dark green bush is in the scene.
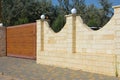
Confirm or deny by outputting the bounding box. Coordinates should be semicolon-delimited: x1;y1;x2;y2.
51;15;66;33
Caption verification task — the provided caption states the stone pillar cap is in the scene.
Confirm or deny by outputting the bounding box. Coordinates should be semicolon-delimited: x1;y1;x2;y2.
65;14;79;17
112;5;120;8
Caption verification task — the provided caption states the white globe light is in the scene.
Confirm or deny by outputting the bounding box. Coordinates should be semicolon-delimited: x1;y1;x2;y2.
71;8;77;14
41;14;45;20
0;23;3;27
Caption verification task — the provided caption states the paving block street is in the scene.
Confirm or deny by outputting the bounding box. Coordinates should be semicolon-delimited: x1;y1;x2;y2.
0;57;119;80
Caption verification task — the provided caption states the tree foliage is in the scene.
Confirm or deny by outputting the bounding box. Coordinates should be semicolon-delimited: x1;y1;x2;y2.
51;15;65;32
2;0;53;26
2;0;33;26
0;0;2;22
98;0;113;26
57;0;113;28
1;0;113;31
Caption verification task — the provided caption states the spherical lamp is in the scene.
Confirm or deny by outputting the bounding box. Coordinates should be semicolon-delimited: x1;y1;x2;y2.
41;14;45;20
71;8;77;14
0;23;3;27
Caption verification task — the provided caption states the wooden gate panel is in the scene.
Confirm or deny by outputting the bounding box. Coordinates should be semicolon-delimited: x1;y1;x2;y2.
7;23;36;59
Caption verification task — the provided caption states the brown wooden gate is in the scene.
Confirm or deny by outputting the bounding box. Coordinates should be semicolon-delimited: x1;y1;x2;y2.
7;23;36;59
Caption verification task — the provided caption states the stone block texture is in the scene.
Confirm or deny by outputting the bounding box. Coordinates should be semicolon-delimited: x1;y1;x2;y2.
36;5;120;77
0;27;6;56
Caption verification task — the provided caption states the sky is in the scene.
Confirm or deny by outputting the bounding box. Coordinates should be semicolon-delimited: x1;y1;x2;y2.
52;0;120;7
85;0;120;7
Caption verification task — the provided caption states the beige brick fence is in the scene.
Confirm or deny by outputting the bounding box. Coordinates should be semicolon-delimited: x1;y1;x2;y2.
36;5;120;77
0;27;6;56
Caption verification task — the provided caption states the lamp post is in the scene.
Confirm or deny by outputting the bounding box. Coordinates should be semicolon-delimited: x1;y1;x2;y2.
71;8;77;53
40;14;45;51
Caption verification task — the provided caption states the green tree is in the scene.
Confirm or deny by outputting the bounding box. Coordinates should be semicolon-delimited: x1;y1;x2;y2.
0;0;2;22
99;0;113;26
2;0;34;26
83;0;113;29
2;0;53;26
57;0;86;15
54;0;86;32
2;0;113;31
71;0;86;19
51;15;65;32
84;4;101;27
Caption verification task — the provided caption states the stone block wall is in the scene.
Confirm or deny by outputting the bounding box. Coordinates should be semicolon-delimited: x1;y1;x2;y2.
0;27;6;56
36;5;120;76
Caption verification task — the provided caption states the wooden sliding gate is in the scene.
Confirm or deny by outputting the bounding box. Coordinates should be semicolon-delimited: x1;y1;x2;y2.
7;23;36;59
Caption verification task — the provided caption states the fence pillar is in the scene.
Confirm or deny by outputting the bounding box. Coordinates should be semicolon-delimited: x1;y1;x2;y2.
0;27;6;57
41;20;44;51
72;14;76;53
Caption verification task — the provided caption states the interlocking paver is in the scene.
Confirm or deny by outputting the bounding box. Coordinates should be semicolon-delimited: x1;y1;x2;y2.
0;57;120;80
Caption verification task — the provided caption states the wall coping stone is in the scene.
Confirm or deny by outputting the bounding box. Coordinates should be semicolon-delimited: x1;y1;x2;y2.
112;5;120;9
